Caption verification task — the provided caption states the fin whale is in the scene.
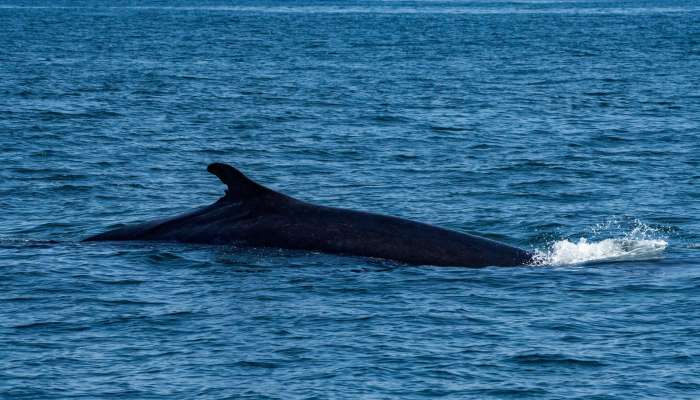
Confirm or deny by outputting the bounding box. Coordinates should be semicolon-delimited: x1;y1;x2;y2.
85;163;534;267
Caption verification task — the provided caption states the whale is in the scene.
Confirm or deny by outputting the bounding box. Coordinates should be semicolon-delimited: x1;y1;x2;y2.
85;163;534;267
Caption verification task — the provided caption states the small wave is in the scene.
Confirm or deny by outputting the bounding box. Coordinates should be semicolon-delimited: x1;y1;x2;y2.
510;353;606;367
38;110;123;120
147;252;185;263
532;220;668;266
430;125;468;132
235;360;279;369
13;321;88;332
0;238;60;248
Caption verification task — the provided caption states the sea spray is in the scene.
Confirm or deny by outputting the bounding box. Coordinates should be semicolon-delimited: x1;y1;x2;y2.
532;219;669;266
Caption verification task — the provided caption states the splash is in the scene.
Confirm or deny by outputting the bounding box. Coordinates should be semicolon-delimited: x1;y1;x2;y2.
532;219;668;266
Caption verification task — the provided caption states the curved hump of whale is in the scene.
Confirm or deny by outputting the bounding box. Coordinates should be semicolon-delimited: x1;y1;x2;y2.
85;163;534;267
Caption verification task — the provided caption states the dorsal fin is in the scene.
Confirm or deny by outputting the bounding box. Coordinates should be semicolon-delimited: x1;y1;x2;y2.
207;163;272;202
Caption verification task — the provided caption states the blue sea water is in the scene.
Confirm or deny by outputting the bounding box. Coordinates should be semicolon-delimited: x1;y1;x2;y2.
1;0;700;398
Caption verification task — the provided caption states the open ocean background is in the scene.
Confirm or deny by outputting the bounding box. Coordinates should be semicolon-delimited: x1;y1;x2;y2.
2;0;699;398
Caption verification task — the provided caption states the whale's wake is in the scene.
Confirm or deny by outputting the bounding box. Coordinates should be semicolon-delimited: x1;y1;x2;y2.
533;238;667;266
532;220;668;266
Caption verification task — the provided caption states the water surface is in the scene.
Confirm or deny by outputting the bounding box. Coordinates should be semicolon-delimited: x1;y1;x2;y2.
1;1;699;398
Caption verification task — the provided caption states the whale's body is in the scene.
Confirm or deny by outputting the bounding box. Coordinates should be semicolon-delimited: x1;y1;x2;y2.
85;163;533;267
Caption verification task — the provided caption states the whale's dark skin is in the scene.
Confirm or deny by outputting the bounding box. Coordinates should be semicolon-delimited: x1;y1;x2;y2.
85;163;534;267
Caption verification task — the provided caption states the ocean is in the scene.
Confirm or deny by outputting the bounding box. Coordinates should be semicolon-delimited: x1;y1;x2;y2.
1;1;699;398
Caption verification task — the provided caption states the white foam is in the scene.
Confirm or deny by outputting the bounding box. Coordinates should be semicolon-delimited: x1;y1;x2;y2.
532;220;668;266
533;238;667;266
